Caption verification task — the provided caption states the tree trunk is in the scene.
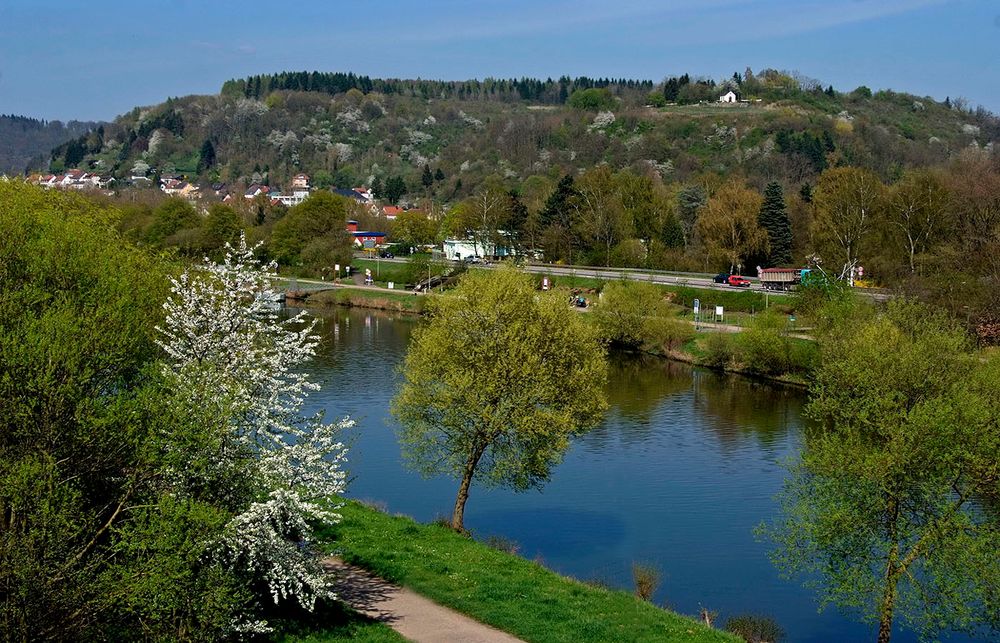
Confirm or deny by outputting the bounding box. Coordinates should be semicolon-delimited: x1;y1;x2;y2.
878;572;897;643
878;500;901;643
451;444;485;532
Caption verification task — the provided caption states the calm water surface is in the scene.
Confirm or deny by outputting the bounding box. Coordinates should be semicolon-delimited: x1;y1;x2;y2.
302;307;964;643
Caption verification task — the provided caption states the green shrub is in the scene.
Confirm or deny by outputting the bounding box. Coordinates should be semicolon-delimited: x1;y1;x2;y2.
736;310;791;375
724;614;784;643
702;332;736;369
631;562;661;602
646;315;696;351
595;281;678;349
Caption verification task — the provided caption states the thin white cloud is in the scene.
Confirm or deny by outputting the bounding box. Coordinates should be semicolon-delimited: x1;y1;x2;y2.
373;0;951;45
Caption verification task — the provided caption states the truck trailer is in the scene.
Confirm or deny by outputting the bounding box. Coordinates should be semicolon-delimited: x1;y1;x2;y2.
758;267;802;291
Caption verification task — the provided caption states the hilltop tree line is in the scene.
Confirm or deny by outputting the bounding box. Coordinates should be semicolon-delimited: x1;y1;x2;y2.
222;71;655;104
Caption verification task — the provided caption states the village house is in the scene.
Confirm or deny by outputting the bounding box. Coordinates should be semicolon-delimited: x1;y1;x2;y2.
272;188;311;206
334;188;369;204
244;184;270;199
161;179;200;198
32;170;109;190
291;173;311;190
719;90;739;103
382;205;403;220
346;219;386;248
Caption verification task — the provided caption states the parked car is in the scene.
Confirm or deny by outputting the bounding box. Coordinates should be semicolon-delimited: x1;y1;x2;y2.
727;275;751;288
713;273;730;284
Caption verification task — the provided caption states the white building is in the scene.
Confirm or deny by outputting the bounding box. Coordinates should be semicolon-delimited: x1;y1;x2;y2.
442;236;515;261
718;90;739;103
273;189;311;206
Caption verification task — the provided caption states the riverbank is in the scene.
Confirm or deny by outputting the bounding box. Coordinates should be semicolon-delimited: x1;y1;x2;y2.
298;285;814;388
299;286;427;314
318;501;738;643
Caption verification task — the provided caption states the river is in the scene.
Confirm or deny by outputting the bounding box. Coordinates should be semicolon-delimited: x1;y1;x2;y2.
302;306;969;642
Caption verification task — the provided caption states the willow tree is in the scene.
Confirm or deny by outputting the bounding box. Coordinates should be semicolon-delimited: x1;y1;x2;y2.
764;301;1000;643
392;267;607;532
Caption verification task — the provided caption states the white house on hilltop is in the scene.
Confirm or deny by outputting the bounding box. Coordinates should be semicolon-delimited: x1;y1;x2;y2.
719;90;739;103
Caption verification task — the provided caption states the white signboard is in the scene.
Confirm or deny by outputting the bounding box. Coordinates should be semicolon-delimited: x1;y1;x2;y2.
387;281;394;289
693;298;700;315
715;305;724;322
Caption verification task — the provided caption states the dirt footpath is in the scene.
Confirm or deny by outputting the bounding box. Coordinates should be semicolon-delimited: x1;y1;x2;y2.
324;557;525;643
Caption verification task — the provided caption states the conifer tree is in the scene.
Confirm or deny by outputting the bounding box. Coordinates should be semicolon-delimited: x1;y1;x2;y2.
421;164;433;189
758;181;793;266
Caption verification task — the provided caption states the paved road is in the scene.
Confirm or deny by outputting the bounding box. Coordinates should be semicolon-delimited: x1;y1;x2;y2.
324;557;524;643
307;257;891;300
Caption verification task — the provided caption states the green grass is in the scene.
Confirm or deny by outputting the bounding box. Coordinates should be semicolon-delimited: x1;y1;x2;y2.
350;259;413;286
274;600;405;642
666;285;792;314
319;501;738;643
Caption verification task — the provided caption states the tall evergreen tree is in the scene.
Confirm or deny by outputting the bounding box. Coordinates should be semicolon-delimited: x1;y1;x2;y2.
434;167;445;182
758;181;793;266
371;176;383;200
384;175;407;204
197;139;216;174
540;174;577;227
421;164;434;189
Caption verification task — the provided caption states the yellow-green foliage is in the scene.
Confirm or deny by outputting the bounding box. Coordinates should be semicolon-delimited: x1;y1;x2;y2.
392;267;607;528
594;280;687;350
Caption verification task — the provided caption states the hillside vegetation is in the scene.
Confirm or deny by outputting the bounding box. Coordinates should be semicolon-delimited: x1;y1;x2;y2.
43;70;1000;337
47;69;995;194
0;114;102;174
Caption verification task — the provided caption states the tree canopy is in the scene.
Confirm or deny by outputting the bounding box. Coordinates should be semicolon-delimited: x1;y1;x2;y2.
765;300;1000;642
392;267;608;531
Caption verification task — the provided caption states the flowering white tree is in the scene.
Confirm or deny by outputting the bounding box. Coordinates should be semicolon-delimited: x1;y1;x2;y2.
156;234;350;623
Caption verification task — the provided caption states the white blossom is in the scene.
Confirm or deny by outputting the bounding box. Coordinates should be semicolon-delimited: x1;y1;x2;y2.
147;129;165;156
336;107;371;133
588;111;616;132
334;142;353;161
458;110;483;129
130;160;150;176
156;235;351;621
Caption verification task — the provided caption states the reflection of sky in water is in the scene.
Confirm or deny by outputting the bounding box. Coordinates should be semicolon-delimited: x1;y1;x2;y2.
302;306;978;643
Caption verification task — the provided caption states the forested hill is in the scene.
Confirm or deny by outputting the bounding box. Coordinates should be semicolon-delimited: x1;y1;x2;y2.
44;68;997;197
0;115;102;174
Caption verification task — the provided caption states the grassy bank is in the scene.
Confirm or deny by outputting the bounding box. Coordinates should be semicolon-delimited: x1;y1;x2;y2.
319;501;738;643
306;287;427;313
277;602;405;642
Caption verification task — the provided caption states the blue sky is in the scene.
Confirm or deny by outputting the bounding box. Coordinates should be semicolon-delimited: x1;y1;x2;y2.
0;0;996;122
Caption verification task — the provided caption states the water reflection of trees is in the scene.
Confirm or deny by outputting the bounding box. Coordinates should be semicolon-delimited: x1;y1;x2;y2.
604;352;693;421
692;370;806;449
307;307;418;369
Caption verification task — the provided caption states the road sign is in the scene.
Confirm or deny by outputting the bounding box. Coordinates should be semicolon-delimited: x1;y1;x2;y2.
857;266;864;277
693;298;700;314
334;264;340;272
716;305;724;322
363;239;375;249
